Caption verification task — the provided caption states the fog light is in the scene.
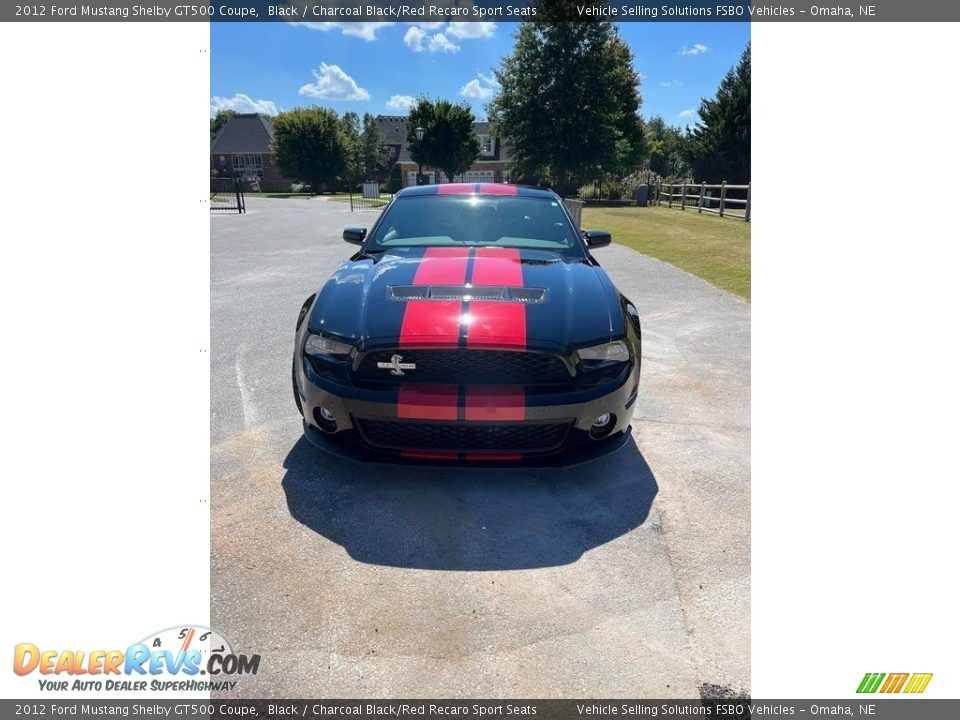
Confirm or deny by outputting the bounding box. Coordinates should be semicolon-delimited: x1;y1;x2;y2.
589;413;616;439
313;406;337;433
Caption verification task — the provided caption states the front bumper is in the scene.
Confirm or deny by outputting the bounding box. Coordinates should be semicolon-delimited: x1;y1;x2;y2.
295;353;639;465
301;419;632;468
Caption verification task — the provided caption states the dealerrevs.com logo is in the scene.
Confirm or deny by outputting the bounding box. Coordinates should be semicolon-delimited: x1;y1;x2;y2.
13;625;260;692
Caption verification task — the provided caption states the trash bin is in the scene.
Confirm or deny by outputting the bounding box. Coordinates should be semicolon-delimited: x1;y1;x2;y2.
635;185;649;207
563;199;583;229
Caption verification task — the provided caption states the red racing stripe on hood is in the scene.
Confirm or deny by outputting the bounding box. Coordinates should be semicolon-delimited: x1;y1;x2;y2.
399;247;469;347
466;247;526;349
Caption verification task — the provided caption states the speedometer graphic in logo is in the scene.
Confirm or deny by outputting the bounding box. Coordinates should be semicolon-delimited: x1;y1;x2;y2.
137;625;234;675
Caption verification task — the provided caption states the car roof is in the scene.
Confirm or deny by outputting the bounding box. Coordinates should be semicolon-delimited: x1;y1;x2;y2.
395;183;558;199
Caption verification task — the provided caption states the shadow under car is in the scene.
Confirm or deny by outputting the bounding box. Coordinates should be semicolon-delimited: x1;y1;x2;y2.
281;434;658;571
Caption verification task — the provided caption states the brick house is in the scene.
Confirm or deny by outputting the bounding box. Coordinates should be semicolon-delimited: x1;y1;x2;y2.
211;112;512;191
210;113;292;190
376;115;512;187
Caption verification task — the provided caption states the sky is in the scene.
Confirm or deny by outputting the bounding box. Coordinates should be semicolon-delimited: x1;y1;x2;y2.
211;21;750;127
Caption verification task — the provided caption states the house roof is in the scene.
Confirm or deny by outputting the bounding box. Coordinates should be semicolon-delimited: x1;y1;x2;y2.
376;115;415;162
211;113;275;155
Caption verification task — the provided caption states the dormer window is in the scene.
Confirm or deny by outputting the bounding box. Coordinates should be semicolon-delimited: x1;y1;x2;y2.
478;135;493;156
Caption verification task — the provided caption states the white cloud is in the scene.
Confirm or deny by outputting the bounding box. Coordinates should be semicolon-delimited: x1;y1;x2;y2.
446;22;497;40
460;72;499;101
298;63;370;101
660;80;681;87
405;26;460;54
679;108;698;119
681;43;709;56
386;94;417;112
210;93;278;117
428;33;459;53
460;79;494;101
404;26;426;51
295;22;394;41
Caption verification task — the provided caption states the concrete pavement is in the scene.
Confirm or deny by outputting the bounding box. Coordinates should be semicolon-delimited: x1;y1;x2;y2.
210;196;750;697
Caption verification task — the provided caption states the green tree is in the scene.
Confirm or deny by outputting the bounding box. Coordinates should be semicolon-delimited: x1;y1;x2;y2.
645;116;691;179
272;107;350;193
210;109;235;140
684;44;751;183
360;113;390;182
406;98;481;183
388;161;403;193
488;21;646;195
340;111;363;188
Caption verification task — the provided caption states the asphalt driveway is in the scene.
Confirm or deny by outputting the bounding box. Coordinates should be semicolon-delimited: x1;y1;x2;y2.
211;196;750;697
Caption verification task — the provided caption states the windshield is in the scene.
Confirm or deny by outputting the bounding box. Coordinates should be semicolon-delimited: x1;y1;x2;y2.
366;194;584;255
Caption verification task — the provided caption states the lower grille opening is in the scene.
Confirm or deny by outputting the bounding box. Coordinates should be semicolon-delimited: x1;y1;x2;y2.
354;419;572;454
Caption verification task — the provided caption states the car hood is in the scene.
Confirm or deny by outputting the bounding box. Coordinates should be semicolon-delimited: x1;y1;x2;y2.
308;246;624;353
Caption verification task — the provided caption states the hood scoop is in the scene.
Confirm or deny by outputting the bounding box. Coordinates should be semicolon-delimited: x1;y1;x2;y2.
389;285;548;304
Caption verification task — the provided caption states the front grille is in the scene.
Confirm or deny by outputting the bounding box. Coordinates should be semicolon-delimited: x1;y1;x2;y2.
355;419;571;453
355;349;572;386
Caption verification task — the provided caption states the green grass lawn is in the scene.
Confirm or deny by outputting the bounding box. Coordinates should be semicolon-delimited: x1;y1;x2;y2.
581;206;751;300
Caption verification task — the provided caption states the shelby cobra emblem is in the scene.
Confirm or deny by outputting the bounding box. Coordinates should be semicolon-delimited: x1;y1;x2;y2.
377;353;417;376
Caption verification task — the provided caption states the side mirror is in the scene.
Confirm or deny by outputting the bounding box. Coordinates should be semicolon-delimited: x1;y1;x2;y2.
343;227;367;246
583;229;612;248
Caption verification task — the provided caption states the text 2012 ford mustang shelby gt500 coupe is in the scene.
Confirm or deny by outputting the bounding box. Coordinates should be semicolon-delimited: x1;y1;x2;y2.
293;183;641;463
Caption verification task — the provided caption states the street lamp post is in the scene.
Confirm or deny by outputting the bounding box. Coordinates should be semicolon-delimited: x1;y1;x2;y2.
415;126;425;185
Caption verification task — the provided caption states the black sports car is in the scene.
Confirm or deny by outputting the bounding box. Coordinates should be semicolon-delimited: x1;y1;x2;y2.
293;183;641;464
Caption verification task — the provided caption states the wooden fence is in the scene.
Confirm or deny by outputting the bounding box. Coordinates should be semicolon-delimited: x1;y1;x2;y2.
654;181;751;222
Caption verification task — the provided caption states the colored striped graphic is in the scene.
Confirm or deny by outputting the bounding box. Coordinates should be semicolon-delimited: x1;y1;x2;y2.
856;673;885;694
857;672;932;694
903;673;933;694
878;673;909;694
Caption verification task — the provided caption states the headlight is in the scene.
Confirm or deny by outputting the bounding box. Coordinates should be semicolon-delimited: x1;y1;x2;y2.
304;333;353;358
578;339;630;363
